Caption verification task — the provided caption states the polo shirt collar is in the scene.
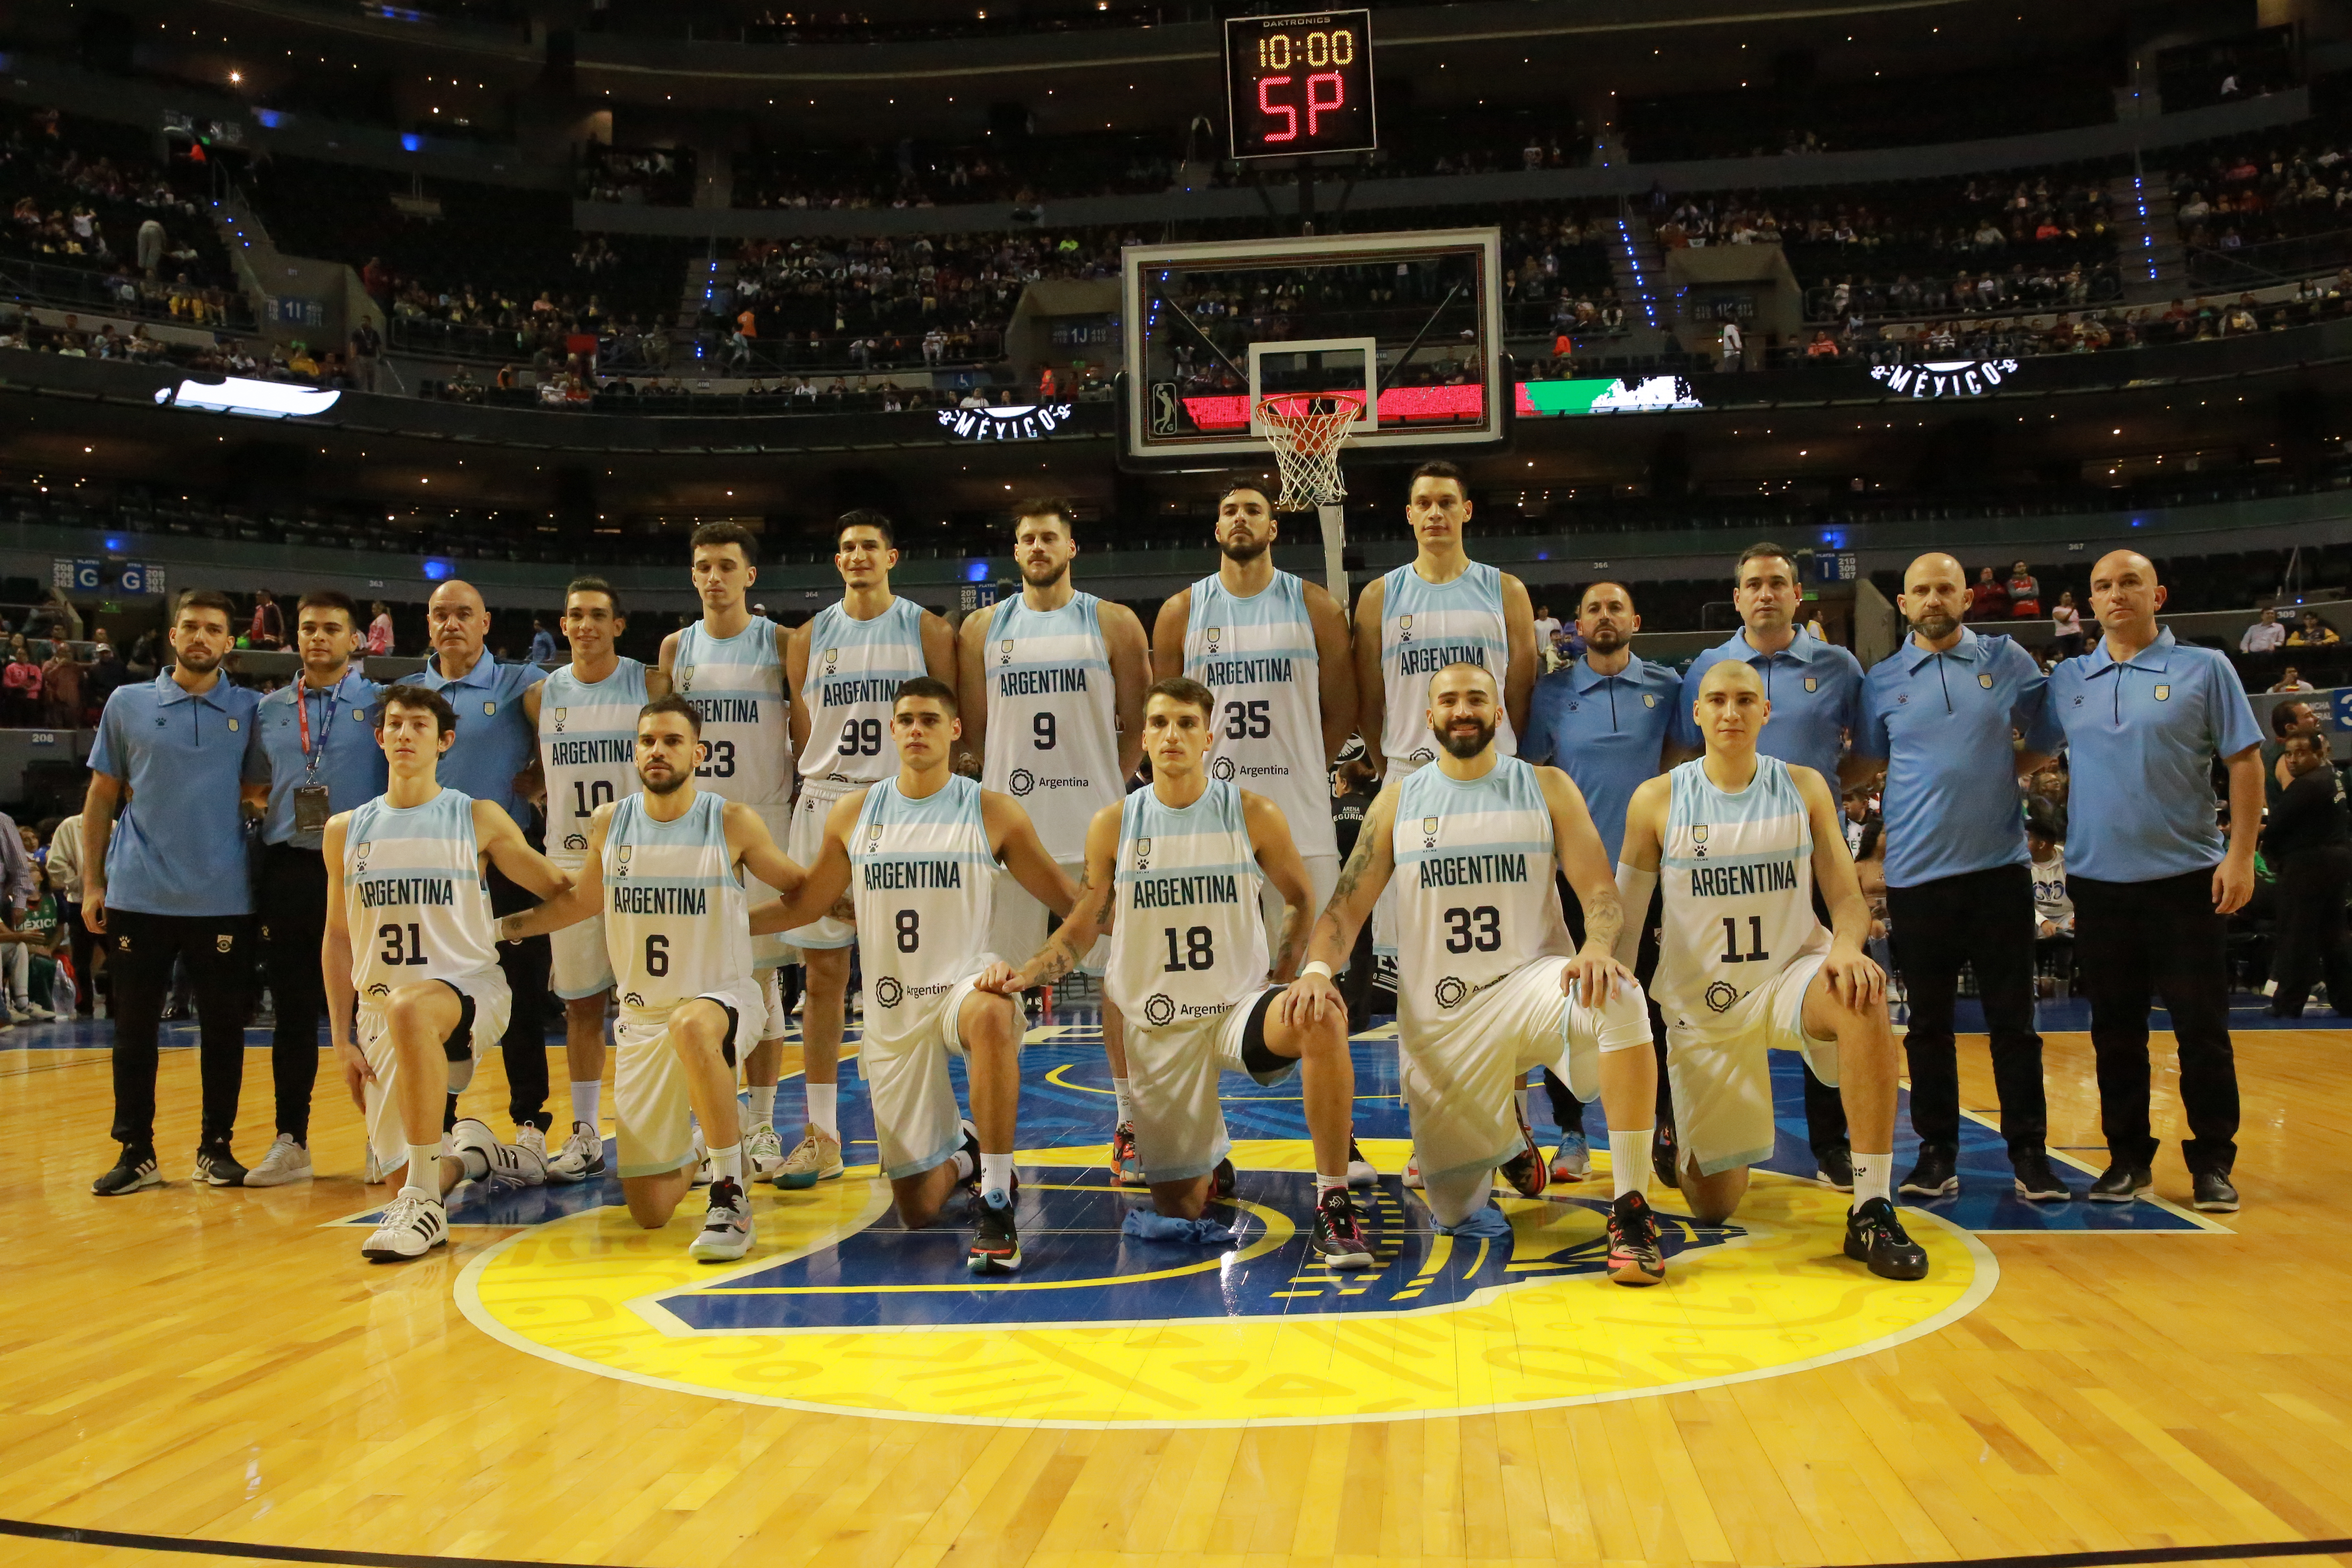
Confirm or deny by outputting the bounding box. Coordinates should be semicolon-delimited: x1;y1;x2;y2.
1902;624;1983;674
432;650;497;688
1726;626;1818;664
1570;653;1648;693
281;668;367;704
2085;625;2176;677
154;668;233;708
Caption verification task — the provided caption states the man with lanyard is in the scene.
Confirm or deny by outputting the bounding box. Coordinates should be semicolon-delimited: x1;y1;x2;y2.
85;588;261;1195
413;578;558;1165
1672;541;1868;1190
1852;553;2070;1204
526;578;668;1183
2047;550;2261;1214
1518;580;1681;1187
239;590;387;1187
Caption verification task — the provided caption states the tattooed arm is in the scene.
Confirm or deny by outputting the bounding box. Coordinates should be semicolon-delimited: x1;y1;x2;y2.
976;802;1117;994
1538;764;1636;1004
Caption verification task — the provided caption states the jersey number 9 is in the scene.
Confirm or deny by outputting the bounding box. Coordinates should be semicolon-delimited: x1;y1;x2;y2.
1032;712;1056;750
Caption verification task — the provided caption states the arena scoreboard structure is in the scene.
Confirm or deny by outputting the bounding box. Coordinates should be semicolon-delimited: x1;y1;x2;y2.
1224;9;1376;160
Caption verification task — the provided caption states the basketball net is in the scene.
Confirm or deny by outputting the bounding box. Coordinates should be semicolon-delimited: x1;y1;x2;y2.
1256;392;1363;608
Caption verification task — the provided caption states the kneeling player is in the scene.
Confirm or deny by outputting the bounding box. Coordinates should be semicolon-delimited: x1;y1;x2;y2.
998;678;1372;1262
323;685;575;1263
1616;660;1927;1280
1283;663;1670;1286
501;696;806;1262
752;678;1078;1274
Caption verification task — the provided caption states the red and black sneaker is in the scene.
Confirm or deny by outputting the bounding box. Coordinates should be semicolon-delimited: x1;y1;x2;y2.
1498;1111;1549;1199
1606;1191;1667;1287
1310;1186;1374;1269
967;1190;1021;1274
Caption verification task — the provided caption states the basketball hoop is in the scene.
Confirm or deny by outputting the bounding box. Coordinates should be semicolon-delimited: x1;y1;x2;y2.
1256;392;1365;512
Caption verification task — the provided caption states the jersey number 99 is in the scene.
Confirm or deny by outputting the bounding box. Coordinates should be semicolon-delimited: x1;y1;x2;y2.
838;718;884;757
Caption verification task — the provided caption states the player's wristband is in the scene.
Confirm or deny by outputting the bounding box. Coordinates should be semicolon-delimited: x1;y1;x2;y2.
1301;960;1335;982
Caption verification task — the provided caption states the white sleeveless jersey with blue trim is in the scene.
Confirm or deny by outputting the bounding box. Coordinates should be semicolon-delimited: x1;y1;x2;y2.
602;792;758;1030
673;620;791;809
1105;780;1268;1026
1378;560;1517;773
537;657;649;866
1390;757;1566;1045
1656;755;1825;1023
980;592;1122;861
797;597;930;788
850;775;997;1047
343;788;500;1002
1183;570;1334;860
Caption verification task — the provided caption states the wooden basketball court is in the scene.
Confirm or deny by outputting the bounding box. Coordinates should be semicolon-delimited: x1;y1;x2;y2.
4;1016;2349;1568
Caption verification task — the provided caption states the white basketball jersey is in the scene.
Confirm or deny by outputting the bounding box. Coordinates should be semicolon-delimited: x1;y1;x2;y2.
1183;570;1336;860
672;620;791;809
1655;755;1827;1024
537;657;649;867
980;592;1123;862
796;597;930;788
343;789;501;1004
850;775;996;1048
1105;780;1269;1027
1390;757;1568;1047
1378;560;1517;774
601;791;759;1031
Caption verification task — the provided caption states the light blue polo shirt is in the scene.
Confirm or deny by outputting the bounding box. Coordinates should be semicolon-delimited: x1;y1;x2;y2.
1855;628;2063;889
241;668;388;849
2048;627;2262;883
1674;625;1866;784
88;670;262;918
414;652;546;819
1520;653;1682;864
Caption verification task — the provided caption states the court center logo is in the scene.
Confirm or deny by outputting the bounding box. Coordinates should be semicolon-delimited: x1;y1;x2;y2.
873;976;904;1009
1143;992;1178;1026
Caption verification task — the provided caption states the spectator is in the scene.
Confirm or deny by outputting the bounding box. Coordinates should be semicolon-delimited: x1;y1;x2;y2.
2027;803;2073;991
248;588;285;650
2006;560;2041;617
2;645;41;726
366;601;394;656
2272;665;2316;693
85;640;129;710
41;641;84;729
2241;605;2287;654
45;801;95;1017
2050;590;2085;659
2289;610;2341;647
2263;733;2352;1018
1967;565;2011;621
1804;329;1841;359
1;825;61;1020
1532;603;1561;650
527;614;558;664
1719;317;1743;372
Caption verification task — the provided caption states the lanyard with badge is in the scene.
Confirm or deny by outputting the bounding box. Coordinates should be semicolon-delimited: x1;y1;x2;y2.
292;681;340;833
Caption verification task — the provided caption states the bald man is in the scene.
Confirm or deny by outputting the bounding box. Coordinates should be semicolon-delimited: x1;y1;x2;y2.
414;579;559;1156
1619;661;1927;1279
1852;552;2068;1202
2046;550;2262;1214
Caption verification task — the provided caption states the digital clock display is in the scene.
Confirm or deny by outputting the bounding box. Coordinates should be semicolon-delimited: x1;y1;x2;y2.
1225;10;1376;160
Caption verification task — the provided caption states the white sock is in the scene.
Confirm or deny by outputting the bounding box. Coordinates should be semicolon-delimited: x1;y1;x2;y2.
1314;1172;1345;1197
953;1146;977;1182
1609;1129;1651;1200
1111;1076;1134;1124
405;1144;442;1191
806;1082;837;1139
570;1081;600;1130
1852;1151;1892;1209
708;1143;744;1183
748;1084;776;1126
980;1152;1014;1200
455;1144;490;1182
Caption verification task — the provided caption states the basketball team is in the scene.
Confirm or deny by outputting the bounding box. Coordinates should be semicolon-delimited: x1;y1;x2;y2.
81;461;2262;1287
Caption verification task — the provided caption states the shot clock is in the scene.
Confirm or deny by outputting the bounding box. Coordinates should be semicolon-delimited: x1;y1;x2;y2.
1224;10;1376;159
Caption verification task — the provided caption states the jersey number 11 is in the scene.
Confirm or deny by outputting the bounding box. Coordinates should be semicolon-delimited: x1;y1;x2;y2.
1719;916;1771;964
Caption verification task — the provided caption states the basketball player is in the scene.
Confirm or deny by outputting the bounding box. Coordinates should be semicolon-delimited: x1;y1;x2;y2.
499;697;808;1262
524;578;670;1183
776;512;957;1187
751;678;1076;1275
998;677;1373;1262
323;685;573;1262
958;497;1149;1181
1616;661;1929;1280
659;523;799;1186
1281;664;1670;1286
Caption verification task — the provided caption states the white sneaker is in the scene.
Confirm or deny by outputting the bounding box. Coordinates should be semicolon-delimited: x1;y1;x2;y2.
5;1003;33;1023
690;1125;712;1187
744;1121;787;1183
1346;1137;1378;1189
546;1120;604;1183
451;1118;545;1187
362;1190;448;1261
22;1002;55;1021
688;1177;756;1262
1403;1154;1423;1189
244;1133;313;1187
514;1123;551;1169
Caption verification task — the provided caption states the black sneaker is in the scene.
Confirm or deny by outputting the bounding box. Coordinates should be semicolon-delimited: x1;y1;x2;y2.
1899;1145;1958;1198
1213;1157;1236;1200
1815;1145;1855;1191
2010;1149;2074;1202
1499;1113;1549;1199
92;1146;161;1196
2192;1170;2240;1213
2088;1162;2153;1203
1844;1196;1929;1280
1653;1121;1680;1190
1606;1192;1666;1287
192;1138;247;1188
967;1191;1021;1274
1311;1186;1375;1269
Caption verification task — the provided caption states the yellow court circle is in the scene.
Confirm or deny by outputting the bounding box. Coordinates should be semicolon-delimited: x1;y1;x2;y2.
457;1143;1996;1428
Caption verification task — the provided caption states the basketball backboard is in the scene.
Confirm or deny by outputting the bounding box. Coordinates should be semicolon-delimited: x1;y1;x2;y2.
1121;227;1506;465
